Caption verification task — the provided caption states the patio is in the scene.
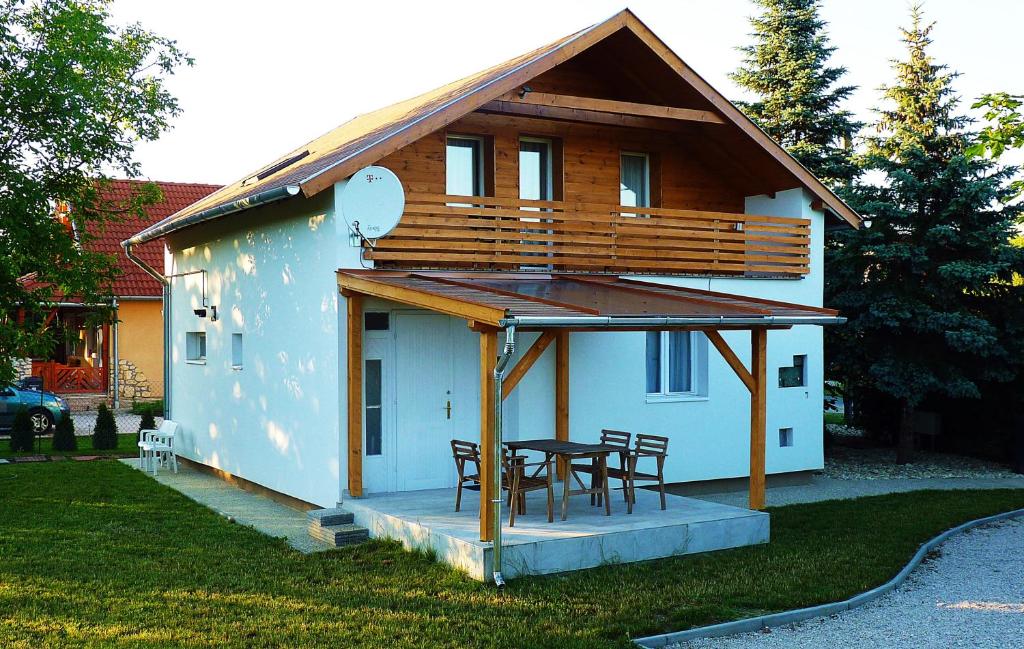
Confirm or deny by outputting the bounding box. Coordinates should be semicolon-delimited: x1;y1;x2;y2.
344;484;769;580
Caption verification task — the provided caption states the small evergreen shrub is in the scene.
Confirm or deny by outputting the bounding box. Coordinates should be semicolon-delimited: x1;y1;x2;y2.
52;413;77;452
9;408;34;452
92;404;118;450
131;400;164;417
137;409;156;443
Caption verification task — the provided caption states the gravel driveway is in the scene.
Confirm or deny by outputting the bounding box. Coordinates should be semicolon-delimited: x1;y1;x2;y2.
677;518;1024;649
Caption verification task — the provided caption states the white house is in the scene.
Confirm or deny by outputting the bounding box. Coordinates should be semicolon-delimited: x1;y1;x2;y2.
126;10;859;579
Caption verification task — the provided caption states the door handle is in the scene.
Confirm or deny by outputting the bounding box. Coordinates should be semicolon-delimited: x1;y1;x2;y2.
445;400;452;419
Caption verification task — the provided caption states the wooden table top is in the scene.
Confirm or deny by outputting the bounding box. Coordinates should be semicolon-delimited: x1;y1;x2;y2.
504;439;618;455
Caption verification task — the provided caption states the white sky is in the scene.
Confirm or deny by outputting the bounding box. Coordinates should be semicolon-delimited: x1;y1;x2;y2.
110;0;1024;185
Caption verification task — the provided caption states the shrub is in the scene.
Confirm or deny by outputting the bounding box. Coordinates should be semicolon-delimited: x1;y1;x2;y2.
137;409;156;443
92;404;118;450
52;413;77;452
9;408;34;452
131;400;164;417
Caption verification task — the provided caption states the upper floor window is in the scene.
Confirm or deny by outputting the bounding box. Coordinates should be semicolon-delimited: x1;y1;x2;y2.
446;135;484;197
646;331;698;397
519;138;553;201
620;152;650;210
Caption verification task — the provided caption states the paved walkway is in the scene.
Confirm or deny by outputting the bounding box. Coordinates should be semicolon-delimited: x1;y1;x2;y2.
695;475;1024;508
119;458;330;553
679;518;1024;648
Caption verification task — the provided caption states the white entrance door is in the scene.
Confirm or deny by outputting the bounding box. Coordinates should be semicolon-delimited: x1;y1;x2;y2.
395;313;455;491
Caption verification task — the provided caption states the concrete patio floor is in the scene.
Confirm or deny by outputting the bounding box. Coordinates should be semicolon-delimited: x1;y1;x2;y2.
344;485;769;581
119;458;331;553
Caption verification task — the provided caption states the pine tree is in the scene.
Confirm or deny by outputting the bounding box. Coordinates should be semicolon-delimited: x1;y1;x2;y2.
826;6;1024;463
731;0;860;186
92;404;118;450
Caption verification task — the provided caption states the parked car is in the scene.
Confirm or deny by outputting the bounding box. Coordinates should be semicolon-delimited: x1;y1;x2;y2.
0;384;70;434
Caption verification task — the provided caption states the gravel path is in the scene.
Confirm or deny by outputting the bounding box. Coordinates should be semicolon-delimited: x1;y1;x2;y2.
696;475;1024;508
676;517;1024;649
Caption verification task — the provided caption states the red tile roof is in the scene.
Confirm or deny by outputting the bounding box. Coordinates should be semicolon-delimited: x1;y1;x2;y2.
94;180;220;296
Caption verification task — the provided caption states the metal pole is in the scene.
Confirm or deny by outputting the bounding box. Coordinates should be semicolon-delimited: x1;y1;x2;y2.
111;298;119;410
491;326;516;588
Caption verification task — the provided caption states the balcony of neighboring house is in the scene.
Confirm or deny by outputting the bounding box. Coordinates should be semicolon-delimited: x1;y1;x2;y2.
363;193;811;277
30;307;110;400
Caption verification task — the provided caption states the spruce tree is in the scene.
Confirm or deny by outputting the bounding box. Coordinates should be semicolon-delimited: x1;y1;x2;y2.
826;7;1024;463
52;413;77;452
92;404;118;451
9;408;34;453
731;0;860;187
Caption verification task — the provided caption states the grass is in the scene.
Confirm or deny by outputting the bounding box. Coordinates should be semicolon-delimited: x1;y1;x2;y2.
824;411;846;426
0;432;137;458
0;462;1022;648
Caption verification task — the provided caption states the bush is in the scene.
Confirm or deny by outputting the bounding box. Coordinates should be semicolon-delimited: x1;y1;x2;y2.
131;400;164;417
52;413;77;452
9;408;34;452
92;404;118;450
137;409;156;443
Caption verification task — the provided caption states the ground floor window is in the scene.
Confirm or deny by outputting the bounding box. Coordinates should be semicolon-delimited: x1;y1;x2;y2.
185;332;206;363
364;359;383;456
645;331;698;397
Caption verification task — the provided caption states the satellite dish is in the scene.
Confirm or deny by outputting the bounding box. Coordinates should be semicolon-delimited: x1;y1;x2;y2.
339;165;405;241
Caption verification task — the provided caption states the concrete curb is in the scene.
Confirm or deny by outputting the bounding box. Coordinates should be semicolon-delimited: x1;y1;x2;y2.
633;506;1024;647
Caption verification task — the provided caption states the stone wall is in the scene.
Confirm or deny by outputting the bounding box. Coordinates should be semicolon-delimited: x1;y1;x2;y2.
115;359;153;400
13;358;33;380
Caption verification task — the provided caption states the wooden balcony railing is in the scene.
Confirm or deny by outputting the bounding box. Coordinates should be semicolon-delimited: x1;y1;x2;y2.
364;193;811;277
31;361;107;394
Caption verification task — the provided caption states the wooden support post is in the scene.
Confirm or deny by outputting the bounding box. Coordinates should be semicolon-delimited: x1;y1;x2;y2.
749;328;768;511
479;328;498;542
346;293;363;498
555;331;569;479
501;330;555;400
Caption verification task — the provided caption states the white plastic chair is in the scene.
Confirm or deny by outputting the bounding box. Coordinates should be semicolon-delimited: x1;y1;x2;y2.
137;420;179;475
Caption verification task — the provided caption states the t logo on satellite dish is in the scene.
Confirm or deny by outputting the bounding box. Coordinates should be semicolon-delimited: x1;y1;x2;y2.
340;166;405;248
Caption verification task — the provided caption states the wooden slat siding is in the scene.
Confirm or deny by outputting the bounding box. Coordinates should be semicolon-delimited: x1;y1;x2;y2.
366;194;811;276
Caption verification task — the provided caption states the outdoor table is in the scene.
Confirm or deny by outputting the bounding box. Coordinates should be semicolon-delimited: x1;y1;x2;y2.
504;439;615;521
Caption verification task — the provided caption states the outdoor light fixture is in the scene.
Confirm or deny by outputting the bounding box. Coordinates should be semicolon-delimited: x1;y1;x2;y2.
193;308;207;318
193;305;218;321
518;84;532;98
863;219;873;229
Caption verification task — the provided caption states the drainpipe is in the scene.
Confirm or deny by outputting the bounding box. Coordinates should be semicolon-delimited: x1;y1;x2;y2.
111;298;119;409
122;242;171;419
491;325;516;588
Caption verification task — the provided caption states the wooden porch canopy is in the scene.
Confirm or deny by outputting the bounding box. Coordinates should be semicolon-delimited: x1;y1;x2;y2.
338;270;843;541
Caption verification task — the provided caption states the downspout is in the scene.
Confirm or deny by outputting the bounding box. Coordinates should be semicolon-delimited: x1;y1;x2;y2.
122;242;171;419
111;298;119;409
491;325;516;588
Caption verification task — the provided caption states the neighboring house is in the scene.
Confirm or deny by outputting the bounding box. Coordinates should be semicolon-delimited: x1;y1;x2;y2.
20;180;220;407
126;10;859;568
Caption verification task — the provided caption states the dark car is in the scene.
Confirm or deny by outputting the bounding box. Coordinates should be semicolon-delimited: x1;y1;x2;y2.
0;384;70;433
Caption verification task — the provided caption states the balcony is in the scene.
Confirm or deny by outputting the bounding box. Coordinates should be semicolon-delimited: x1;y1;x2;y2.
364;194;811;277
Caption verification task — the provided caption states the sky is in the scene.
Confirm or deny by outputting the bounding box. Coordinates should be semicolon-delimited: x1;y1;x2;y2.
109;0;1024;185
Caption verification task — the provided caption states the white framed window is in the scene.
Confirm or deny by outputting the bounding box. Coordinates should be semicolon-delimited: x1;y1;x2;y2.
446;135;484;197
185;331;206;364
620;152;650;214
519;137;554;269
231;333;243;369
364;358;383;456
779;427;794;447
646;331;699;399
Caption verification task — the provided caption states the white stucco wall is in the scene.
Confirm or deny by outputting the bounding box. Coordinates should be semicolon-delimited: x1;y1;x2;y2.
165;191;356;507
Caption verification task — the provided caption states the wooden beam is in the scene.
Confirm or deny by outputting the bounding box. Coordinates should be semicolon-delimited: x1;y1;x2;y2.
703;329;755;393
479;100;684;132
501;331;555;400
479;328;498;541
500;91;726;124
749;328;768;511
555;331;569;479
346;294;363;498
336;272;507;326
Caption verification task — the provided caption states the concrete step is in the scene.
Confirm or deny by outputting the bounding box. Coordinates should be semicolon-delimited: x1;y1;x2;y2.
308;522;369;547
307;507;354;528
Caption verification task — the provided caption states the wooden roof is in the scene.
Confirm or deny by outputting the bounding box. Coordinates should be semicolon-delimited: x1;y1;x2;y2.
131;9;861;245
337;270;843;329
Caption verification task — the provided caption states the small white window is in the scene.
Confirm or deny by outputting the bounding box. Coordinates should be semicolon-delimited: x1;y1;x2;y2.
365;359;383;456
186;332;206;363
620;152;650;213
779;427;794;447
646;331;698;397
446;135;484;197
231;333;243;369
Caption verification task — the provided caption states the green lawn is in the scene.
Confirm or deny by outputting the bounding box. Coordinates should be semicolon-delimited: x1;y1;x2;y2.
0;462;1022;648
824;411;846;426
0;432;137;458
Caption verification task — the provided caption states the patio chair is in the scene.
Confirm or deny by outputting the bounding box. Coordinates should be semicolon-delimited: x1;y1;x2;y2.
450;439;482;512
626;434;669;511
570;429;632;506
138;420;179;476
501;448;554;526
